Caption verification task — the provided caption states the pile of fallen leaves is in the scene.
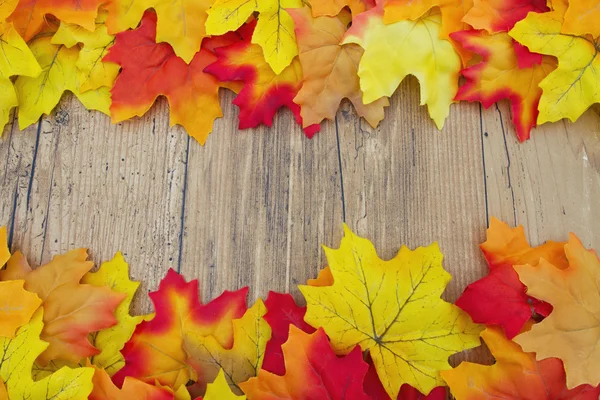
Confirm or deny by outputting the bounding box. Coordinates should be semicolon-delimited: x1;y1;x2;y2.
1;218;600;399
1;0;599;143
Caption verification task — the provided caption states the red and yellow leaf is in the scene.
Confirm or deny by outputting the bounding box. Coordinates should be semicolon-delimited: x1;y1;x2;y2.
240;326;370;399
463;0;548;33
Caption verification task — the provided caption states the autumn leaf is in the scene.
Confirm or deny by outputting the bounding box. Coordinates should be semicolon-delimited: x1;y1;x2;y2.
343;5;461;130
441;326;600;399
262;291;315;375
300;225;482;397
184;299;271;395
304;0;375;17
81;252;148;375
0;227;9;268
515;233;600;388
240;326;369;399
2;248;126;364
0;251;31;281
562;0;600;38
452;30;555;141
203;370;246;400
8;0;103;41
509;10;600;124
307;266;334;287
204;21;318;136
0;0;17;19
105;11;237;144
205;0;302;74
51;11;119;93
113;268;248;391
0;310;94;399
0;20;42;132
103;0;213;62
0;280;41;338
288;7;388;129
14;32;111;130
455;218;566;338
462;0;548;33
89;366;173;400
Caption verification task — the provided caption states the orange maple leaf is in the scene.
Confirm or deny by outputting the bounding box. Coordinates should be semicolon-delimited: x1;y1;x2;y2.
305;0;375;17
289;7;388;129
89;366;173;400
462;0;548;33
562;0;600;38
452;30;556;141
442;327;600;399
0;249;125;365
104;11;239;145
113;269;248;391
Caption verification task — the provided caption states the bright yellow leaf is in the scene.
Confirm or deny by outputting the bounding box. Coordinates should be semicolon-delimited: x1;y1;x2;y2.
0;310;94;399
184;300;271;394
343;7;461;129
206;0;302;74
515;234;600;388
0;226;9;267
204;370;246;400
51;12;119;93
0;280;41;338
82;252;149;375
14;35;111;130
0;78;17;133
300;225;482;398
104;0;214;62
509;11;600;124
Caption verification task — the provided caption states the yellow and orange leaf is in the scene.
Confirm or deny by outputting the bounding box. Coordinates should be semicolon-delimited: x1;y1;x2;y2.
515;234;600;388
203;370;246;400
307;266;333;287
562;0;600;38
305;0;374;17
0;227;9;267
0;280;41;338
89;366;173;400
0;251;31;281
289;7;388;129
462;0;548;33
441;327;600;399
300;225;482;398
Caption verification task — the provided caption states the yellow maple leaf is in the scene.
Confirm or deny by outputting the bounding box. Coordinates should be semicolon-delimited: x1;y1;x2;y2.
343;7;461;129
300;225;482;398
184;300;271;395
104;0;214;62
205;0;302;74
509;11;600;124
81;252;149;375
0;281;41;338
51;12;119;93
0;20;42;132
204;370;246;400
14;34;111;130
515;233;600;388
0;310;94;399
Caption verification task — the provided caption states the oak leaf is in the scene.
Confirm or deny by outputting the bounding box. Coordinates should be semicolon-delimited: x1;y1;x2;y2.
113;268;248;391
304;0;375;17
51;11;119;93
14;33;111;130
515;233;600;388
0;21;42;132
456;218;566;338
262;291;315;375
82;252;149;375
509;10;600;124
562;0;600;38
462;0;548;33
343;5;461;129
452;30;555;141
205;0;302;74
184;299;271;395
203;370;246;400
441;327;600;399
0;280;41;338
289;7;388;129
89;366;173;400
240;326;369;399
204;21;318;136
105;11;234;144
103;0;213;62
0;310;94;399
300;225;482;398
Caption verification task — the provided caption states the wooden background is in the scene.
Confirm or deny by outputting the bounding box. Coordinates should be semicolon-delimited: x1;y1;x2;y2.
1;78;599;330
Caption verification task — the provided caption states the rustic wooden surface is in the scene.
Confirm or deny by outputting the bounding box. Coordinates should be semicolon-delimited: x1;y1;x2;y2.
2;80;600;366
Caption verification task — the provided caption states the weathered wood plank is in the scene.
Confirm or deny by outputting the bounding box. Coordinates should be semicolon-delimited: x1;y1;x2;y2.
8;96;189;313
180;91;344;303
481;102;600;248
